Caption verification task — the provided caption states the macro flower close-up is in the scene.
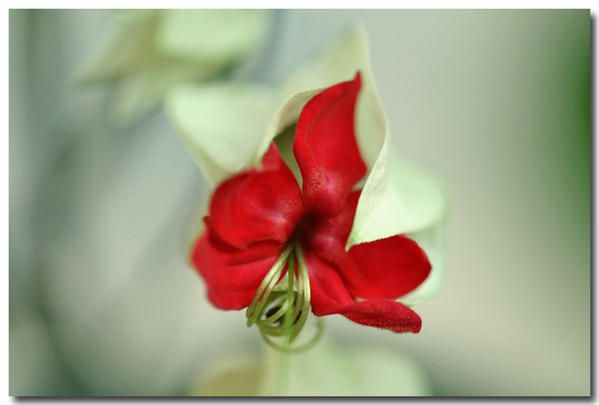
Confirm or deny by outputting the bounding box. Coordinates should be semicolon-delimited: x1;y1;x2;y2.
9;8;590;398
194;73;432;347
166;26;448;354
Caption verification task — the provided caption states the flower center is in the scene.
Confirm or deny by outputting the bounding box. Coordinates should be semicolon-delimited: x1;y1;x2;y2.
289;213;321;247
245;244;322;353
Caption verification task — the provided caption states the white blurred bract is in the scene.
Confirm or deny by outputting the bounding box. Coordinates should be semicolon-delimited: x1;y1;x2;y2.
78;10;268;122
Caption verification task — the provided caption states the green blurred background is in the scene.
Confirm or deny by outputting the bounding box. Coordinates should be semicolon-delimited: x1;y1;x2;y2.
9;9;590;396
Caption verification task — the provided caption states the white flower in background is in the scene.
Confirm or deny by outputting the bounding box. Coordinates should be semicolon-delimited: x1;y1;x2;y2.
78;10;269;122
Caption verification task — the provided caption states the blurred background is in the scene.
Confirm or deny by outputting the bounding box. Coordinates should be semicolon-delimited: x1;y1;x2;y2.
9;9;590;396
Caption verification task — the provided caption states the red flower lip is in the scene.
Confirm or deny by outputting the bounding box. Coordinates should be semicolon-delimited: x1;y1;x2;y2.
191;72;431;338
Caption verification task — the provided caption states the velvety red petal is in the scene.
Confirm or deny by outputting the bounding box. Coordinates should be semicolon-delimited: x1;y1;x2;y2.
345;235;431;299
336;299;422;333
192;226;284;310
302;191;360;283
293;72;367;218
302;250;354;316
305;190;430;300
208;143;304;249
303;250;422;333
306;191;360;254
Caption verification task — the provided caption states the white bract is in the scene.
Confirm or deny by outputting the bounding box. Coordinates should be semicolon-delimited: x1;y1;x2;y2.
78;10;268;122
166;25;447;304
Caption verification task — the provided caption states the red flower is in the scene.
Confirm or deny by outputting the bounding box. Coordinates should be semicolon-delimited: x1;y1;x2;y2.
191;72;431;336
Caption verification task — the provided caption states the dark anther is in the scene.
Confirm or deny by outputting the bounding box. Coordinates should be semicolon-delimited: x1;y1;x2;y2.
263;305;284;327
261;304;305;328
265;305;281;318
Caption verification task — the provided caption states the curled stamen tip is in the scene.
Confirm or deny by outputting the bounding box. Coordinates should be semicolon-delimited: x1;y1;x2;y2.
245;246;321;353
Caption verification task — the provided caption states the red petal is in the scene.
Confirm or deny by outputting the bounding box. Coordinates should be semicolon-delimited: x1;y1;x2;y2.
303;250;422;333
305;191;430;300
346;235;432;299
293;72;367;218
208;144;304;249
336;299;422;333
302;191;360;279
192;226;284;310
302;251;354;316
306;191;360;253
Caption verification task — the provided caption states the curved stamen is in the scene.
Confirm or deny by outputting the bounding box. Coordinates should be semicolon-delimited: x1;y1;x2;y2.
245;244;322;353
290;247;312;341
246;245;293;327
